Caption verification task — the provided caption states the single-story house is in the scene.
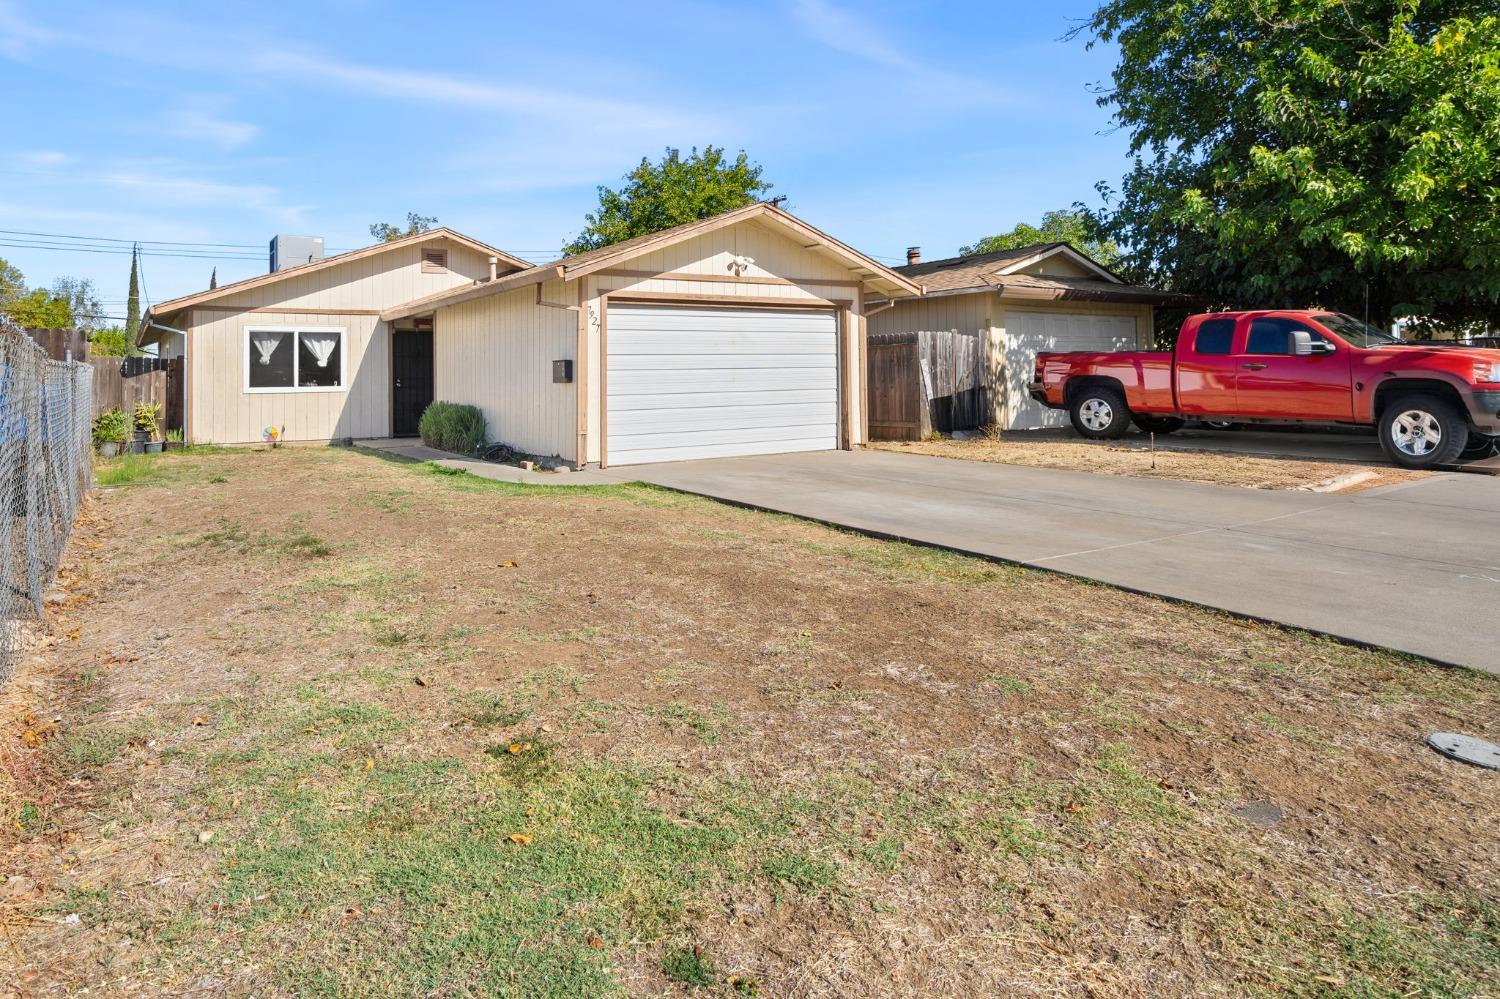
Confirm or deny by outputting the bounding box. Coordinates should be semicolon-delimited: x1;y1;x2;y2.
868;243;1186;431
141;203;922;466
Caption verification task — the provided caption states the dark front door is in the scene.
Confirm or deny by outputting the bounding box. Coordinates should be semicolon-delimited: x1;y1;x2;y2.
392;331;433;437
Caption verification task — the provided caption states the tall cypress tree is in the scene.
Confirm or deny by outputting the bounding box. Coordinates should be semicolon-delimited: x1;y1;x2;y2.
209;267;217;290
125;244;140;356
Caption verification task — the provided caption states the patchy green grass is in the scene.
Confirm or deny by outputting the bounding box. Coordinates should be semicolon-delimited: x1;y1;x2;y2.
661;946;718;989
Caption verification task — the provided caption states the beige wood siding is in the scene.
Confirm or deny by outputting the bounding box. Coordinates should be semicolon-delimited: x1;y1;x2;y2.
433;279;577;460
871;293;1153;430
189;309;389;443
181;239;496;444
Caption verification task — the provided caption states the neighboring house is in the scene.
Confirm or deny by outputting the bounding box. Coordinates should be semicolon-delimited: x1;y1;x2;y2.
141;204;921;466
868;243;1186;431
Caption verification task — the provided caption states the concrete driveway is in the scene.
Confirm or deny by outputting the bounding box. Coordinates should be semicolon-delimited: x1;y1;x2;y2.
618;450;1500;675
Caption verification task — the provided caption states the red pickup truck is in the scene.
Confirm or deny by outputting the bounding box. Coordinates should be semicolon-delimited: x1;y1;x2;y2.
1029;310;1500;469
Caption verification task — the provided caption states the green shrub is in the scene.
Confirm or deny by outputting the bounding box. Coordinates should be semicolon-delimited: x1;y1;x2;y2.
417;401;485;455
92;408;128;446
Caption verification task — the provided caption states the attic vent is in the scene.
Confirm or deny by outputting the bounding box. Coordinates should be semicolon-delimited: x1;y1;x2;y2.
421;248;449;273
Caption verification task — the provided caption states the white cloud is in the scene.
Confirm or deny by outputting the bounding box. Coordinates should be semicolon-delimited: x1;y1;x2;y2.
13;149;73;168
787;0;1016;107
248;49;712;134
162;107;259;150
100;171;310;228
788;0;918;70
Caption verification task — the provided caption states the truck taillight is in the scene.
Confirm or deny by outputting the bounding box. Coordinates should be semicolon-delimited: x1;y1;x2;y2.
1476;361;1500;384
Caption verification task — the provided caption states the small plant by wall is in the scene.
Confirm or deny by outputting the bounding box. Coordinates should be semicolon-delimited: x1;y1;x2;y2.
418;402;486;456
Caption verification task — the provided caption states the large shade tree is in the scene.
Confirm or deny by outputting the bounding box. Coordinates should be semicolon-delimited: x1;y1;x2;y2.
564;147;772;255
960;209;1122;268
1079;1;1500;334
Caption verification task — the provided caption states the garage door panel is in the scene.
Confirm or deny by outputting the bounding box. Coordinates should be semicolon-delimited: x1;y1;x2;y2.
610;428;837;465
607;352;835;370
611;402;838;435
608;387;836;412
609;367;835;395
1006;312;1137;431
606;306;839;465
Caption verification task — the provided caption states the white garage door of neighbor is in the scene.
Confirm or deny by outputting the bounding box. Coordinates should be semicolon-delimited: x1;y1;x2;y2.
1005;311;1139;431
606;305;839;466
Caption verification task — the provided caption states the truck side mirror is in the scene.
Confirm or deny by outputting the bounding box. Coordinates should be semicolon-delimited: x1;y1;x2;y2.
1291;330;1314;356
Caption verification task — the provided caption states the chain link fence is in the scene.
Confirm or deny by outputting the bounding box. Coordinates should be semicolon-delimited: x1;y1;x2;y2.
1;317;94;682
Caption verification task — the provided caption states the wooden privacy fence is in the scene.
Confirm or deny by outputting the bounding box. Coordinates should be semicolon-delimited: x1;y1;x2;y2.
90;356;184;431
867;331;987;441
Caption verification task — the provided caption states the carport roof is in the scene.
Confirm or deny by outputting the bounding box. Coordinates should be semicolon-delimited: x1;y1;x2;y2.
381;202;924;322
887;243;1192;304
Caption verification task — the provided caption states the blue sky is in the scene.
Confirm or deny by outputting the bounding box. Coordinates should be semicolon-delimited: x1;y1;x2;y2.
0;0;1130;318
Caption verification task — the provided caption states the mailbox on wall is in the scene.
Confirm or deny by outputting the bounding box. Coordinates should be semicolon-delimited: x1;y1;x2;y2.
552;359;573;384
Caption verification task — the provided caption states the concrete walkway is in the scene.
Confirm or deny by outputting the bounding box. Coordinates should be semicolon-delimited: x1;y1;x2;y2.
617;450;1500;675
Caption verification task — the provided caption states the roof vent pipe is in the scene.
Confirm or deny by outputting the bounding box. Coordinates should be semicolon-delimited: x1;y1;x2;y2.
488;256;498;281
906;246;921;266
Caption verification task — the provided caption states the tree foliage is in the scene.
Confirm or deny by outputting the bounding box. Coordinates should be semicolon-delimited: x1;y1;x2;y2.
959;209;1122;268
125;245;141;353
370;213;439;243
1081;1;1500;333
50;276;104;333
87;327;128;356
564;147;773;255
0;257;87;331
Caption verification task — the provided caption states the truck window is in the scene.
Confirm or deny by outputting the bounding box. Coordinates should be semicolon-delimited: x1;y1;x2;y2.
1194;318;1235;354
1247;317;1321;355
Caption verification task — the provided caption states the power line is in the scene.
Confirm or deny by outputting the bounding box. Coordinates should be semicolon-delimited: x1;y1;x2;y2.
0;228;266;249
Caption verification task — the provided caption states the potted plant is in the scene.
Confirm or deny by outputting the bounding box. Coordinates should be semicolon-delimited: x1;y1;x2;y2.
164;428;184;451
132;402;162;454
92;408;127;458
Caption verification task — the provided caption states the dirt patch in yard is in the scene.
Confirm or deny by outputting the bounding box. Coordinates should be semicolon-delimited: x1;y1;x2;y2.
870;436;1428;491
3;446;1496;998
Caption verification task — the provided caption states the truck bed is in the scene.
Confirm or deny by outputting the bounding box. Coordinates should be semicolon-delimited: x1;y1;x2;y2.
1034;350;1177;413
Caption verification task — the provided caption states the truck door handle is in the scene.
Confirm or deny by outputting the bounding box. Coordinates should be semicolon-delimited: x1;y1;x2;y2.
1241;363;1269;370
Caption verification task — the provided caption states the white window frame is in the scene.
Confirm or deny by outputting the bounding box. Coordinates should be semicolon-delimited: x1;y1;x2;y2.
243;326;348;394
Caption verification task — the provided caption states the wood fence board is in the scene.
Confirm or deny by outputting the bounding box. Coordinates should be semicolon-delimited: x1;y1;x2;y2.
866;330;986;441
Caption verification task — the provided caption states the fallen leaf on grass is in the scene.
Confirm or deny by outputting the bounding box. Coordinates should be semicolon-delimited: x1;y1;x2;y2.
413;675;431;687
588;937;605;949
363;758;374;771
1065;801;1083;815
191;716;208;727
339;906;363;928
498;560;519;569
507;833;533;846
197;831;214;845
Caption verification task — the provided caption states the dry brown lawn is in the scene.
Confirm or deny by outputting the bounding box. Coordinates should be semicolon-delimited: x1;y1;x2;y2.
2;446;1496;998
869;435;1426;491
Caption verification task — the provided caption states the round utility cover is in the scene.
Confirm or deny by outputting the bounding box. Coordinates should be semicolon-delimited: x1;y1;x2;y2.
1426;732;1500;772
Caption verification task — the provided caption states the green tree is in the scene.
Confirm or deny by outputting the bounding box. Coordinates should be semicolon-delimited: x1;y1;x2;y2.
369;213;438;243
50;276;104;333
0;258;24;303
564;146;773;255
2;288;73;329
87;326;128;356
125;244;141;355
210;267;217;290
1079;1;1500;333
959;209;1122;268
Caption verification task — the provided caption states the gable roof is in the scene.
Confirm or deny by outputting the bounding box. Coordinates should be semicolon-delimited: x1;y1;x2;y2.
382;202;923;322
140;228;530;339
896;242;1124;293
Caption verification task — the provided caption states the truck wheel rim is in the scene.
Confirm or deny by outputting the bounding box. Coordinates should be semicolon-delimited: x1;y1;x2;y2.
1391;409;1441;456
1080;398;1114;431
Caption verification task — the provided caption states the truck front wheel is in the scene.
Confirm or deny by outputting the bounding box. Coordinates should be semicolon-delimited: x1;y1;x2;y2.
1378;393;1468;469
1070;386;1132;440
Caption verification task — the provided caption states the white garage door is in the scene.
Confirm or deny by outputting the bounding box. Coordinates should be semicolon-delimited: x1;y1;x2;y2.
1004;311;1139;430
606;305;839;466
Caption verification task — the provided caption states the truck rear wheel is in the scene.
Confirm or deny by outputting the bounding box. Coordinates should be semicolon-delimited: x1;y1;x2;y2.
1070;386;1132;440
1133;414;1185;435
1378;393;1468;469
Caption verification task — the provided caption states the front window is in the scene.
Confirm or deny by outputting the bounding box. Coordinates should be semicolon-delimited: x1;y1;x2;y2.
1246;317;1324;355
1314;313;1400;348
246;327;345;392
